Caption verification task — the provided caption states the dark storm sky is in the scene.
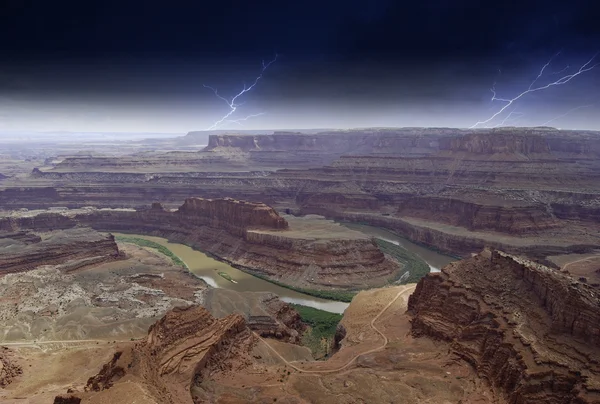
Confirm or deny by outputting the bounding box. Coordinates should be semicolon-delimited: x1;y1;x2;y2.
1;0;599;132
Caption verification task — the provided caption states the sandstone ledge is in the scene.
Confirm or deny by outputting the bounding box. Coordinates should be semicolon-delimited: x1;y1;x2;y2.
408;248;600;403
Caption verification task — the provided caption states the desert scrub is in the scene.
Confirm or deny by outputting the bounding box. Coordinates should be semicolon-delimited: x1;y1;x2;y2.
290;304;343;359
375;239;430;283
251;273;357;302
115;236;187;268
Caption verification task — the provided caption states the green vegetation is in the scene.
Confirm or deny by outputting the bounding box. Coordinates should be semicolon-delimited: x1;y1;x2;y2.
251;273;357;302
290;303;343;359
115;236;187;268
217;271;235;282
375;239;430;284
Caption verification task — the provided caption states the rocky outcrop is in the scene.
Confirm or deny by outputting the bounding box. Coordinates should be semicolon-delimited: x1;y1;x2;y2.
0;227;120;275
0;212;76;232
79;306;254;404
204;128;451;155
408;249;600;403
53;395;81;404
0;347;22;387
396;196;559;234
176;197;288;236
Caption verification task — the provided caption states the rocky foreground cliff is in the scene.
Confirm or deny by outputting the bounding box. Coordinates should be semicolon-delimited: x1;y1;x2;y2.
1;198;401;291
408;248;600;403
54;306;256;404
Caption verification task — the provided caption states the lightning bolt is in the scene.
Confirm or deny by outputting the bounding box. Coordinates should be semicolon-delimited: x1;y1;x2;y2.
225;112;265;126
541;104;596;126
204;54;277;130
550;65;570;76
492;110;525;127
471;52;599;129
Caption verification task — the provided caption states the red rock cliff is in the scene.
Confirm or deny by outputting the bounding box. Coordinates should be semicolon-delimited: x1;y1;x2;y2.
82;306;252;404
176;197;288;235
408;249;600;403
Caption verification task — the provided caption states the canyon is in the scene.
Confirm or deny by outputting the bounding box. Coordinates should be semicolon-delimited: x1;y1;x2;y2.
1;126;600;403
0;197;402;291
1;127;599;265
37;247;600;404
0;228;119;275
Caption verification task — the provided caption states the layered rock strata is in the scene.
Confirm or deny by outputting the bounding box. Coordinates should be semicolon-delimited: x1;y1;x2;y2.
408;248;600;403
0;227;120;275
1;198;400;290
79;306;255;404
2;127;600;260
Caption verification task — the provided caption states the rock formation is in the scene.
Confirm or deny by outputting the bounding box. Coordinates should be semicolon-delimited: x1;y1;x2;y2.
0;198;400;290
1;127;599;263
0;227;120;275
73;306;255;404
408;248;600;403
0;347;22;387
201;289;305;343
176;197;288;236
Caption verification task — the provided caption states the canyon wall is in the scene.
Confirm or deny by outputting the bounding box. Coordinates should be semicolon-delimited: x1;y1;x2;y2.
408;249;600;403
81;306;253;404
3;127;600;261
2;198;400;290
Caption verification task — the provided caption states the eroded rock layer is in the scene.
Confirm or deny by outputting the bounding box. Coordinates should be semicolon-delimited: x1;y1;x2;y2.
80;306;255;404
0;227;120;275
2;127;599;260
408;249;600;403
1;198;400;290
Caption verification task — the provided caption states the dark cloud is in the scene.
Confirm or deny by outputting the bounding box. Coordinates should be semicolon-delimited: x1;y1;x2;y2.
0;0;598;132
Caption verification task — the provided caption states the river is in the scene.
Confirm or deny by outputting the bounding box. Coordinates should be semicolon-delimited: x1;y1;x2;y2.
114;226;455;314
340;223;457;272
113;233;350;314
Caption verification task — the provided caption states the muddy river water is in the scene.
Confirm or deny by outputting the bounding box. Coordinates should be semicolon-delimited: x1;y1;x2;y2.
114;226;455;314
340;223;457;272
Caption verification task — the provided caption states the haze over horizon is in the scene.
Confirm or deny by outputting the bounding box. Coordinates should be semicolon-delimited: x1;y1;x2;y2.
1;0;599;134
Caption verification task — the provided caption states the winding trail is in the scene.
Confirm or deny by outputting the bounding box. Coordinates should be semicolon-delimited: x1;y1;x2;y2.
3;285;415;375
256;285;416;374
562;255;600;271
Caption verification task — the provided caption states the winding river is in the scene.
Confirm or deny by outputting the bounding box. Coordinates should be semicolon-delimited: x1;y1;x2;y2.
342;223;457;272
341;223;457;272
113;233;350;314
114;226;455;314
